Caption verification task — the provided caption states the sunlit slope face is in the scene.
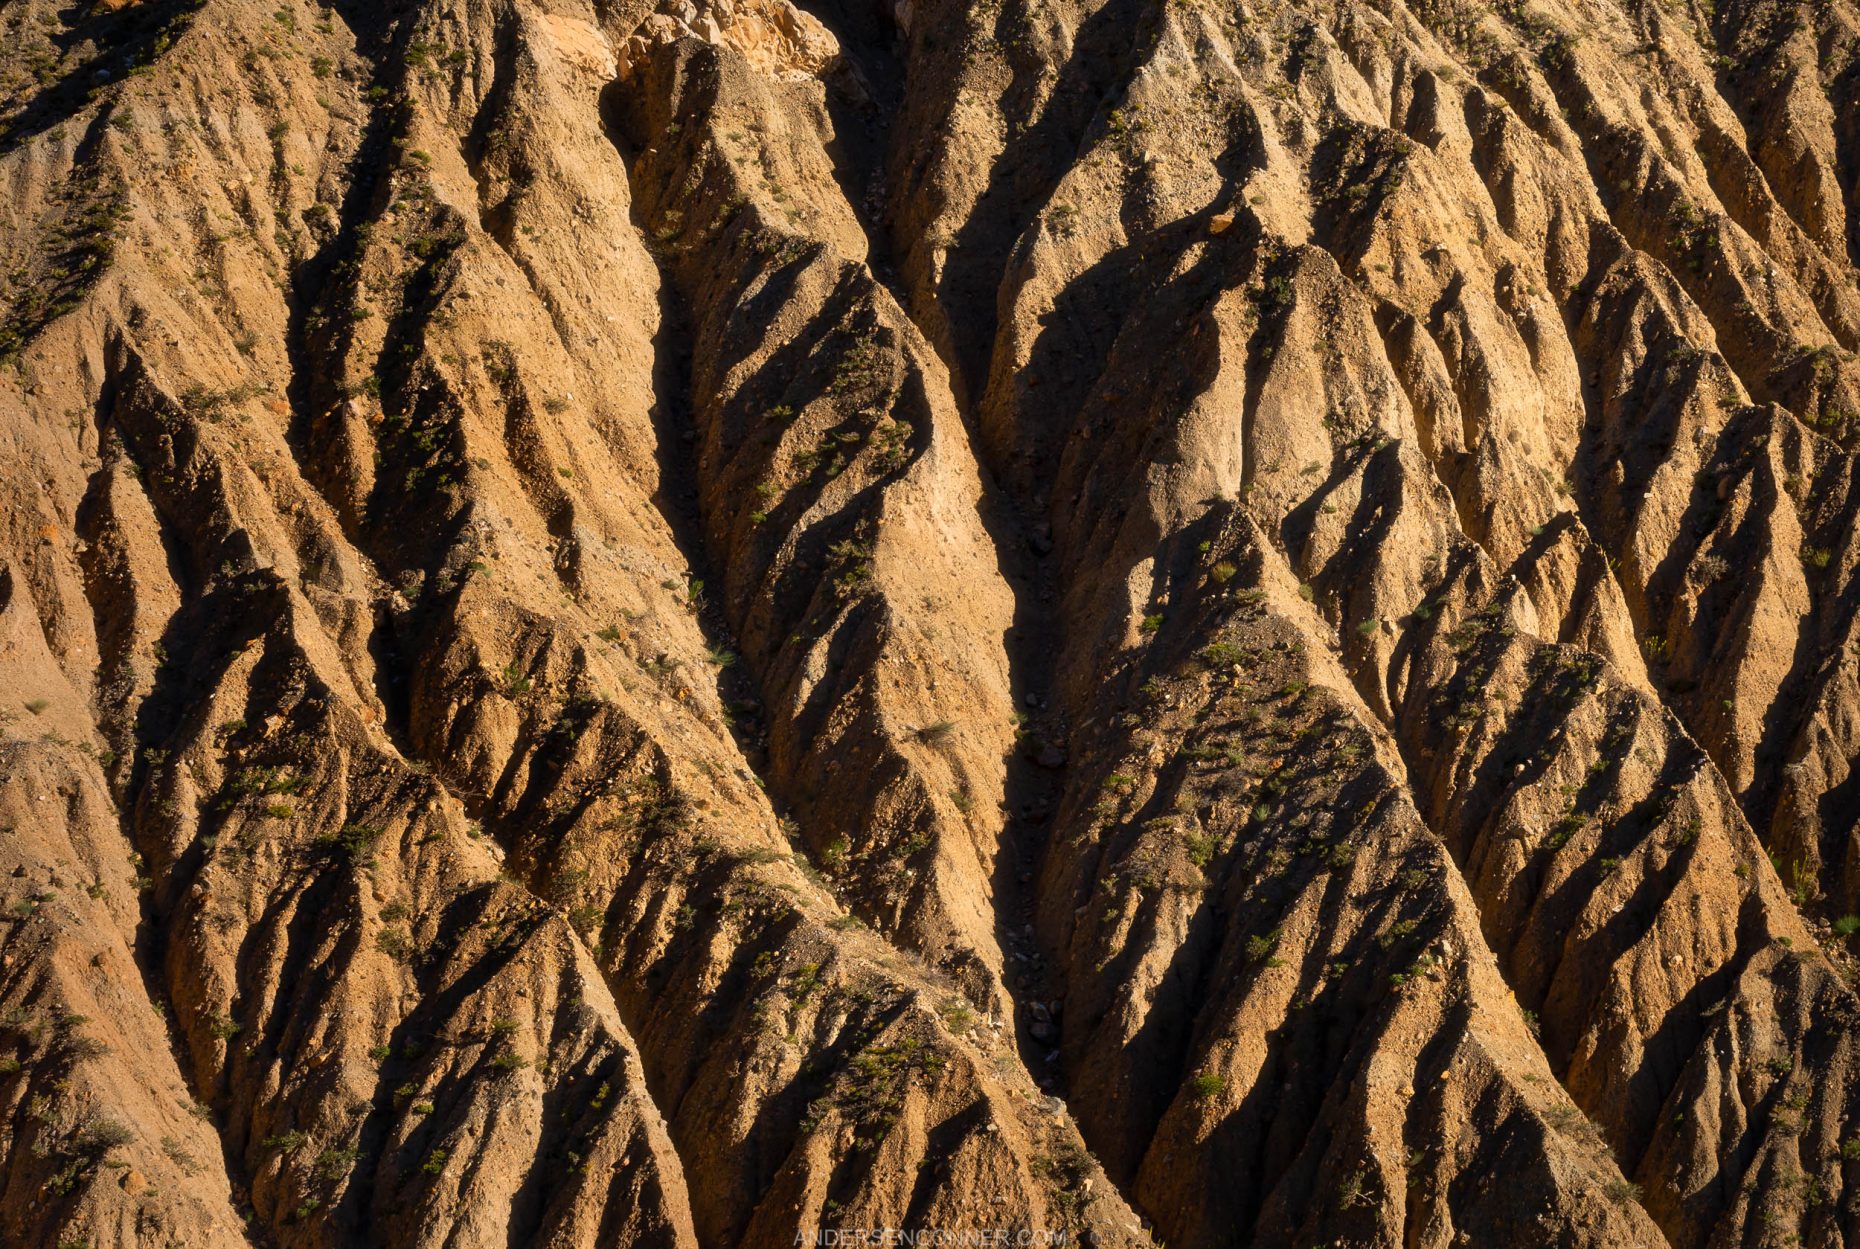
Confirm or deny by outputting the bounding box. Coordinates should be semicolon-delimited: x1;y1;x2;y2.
3;0;1860;1246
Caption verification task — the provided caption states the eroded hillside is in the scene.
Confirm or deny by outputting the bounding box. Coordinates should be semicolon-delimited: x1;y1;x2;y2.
3;0;1860;1244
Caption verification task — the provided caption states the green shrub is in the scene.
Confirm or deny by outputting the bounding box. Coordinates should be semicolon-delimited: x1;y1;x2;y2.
318;823;383;864
1605;1178;1643;1205
313;1147;358;1182
500;661;531;695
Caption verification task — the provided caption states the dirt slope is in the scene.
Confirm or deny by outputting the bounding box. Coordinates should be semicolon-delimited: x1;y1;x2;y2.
6;0;1860;1245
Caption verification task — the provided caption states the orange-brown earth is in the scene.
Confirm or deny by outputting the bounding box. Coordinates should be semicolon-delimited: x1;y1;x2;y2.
5;0;1860;1245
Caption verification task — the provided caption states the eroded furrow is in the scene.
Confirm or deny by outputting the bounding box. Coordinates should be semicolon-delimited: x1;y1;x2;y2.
14;0;1860;1246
